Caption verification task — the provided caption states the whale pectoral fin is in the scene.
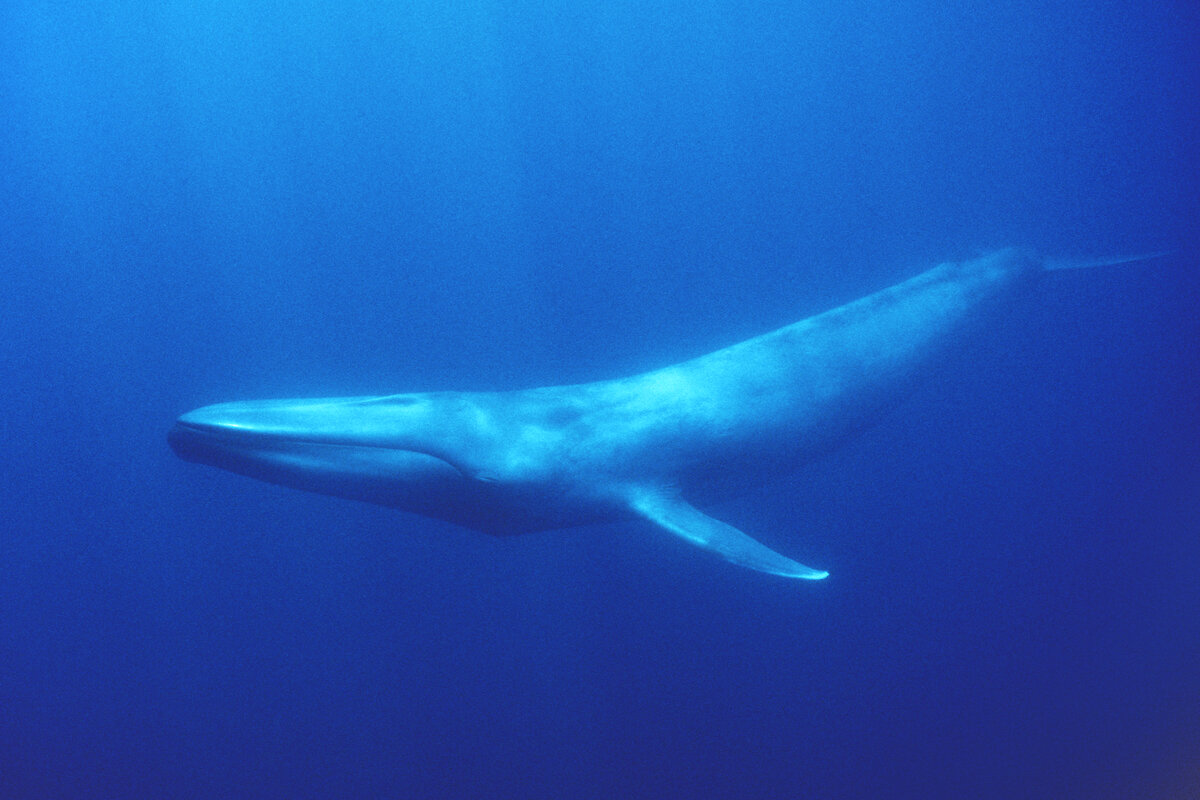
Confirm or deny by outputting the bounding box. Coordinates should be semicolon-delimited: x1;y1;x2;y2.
629;490;828;580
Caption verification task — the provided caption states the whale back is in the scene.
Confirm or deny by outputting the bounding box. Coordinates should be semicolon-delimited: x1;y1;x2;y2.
519;249;1046;496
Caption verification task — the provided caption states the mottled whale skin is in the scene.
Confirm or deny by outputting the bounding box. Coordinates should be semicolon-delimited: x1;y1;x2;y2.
169;248;1051;580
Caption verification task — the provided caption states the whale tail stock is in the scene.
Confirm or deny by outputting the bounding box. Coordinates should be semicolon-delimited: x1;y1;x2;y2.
1043;250;1173;271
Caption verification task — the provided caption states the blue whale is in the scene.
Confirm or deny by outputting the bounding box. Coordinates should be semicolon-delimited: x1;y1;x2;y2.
169;248;1148;580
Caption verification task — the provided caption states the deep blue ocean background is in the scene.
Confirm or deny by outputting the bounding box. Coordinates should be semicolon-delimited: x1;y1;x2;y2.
2;2;1198;798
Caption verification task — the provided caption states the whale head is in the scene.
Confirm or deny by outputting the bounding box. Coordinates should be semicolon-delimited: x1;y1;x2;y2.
168;395;478;513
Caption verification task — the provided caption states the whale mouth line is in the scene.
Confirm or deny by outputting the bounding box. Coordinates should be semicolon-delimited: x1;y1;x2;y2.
170;421;403;453
168;422;465;477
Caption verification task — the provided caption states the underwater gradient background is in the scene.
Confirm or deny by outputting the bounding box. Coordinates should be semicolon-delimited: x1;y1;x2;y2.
2;1;1198;798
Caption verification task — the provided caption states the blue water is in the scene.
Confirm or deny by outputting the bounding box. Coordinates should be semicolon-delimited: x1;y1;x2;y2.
2;2;1198;798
